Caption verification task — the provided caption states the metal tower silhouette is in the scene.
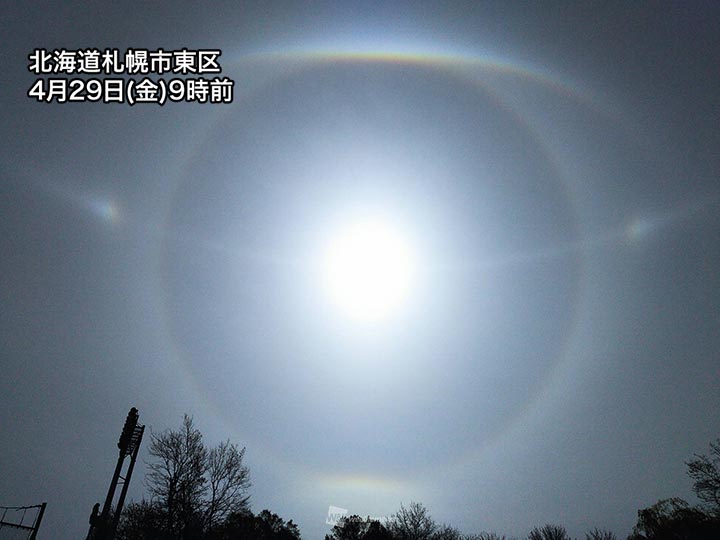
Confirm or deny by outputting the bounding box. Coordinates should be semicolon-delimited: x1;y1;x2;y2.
86;407;145;540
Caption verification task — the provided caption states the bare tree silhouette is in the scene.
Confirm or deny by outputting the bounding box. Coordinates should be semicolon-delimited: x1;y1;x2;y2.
387;502;437;540
118;414;250;539
527;524;571;540
686;438;720;516
584;528;616;540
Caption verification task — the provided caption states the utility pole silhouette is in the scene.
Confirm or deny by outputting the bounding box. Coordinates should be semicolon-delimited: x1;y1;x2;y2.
86;407;145;540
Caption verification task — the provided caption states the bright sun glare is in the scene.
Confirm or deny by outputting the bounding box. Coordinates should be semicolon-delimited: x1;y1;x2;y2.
322;219;415;322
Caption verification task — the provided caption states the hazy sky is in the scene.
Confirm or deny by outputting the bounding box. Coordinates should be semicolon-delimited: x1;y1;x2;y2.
2;2;719;539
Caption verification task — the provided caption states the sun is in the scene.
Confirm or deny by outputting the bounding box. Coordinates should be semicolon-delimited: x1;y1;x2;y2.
322;218;416;322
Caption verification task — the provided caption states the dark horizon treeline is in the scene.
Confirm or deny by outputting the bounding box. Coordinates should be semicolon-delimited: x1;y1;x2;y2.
115;416;720;540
